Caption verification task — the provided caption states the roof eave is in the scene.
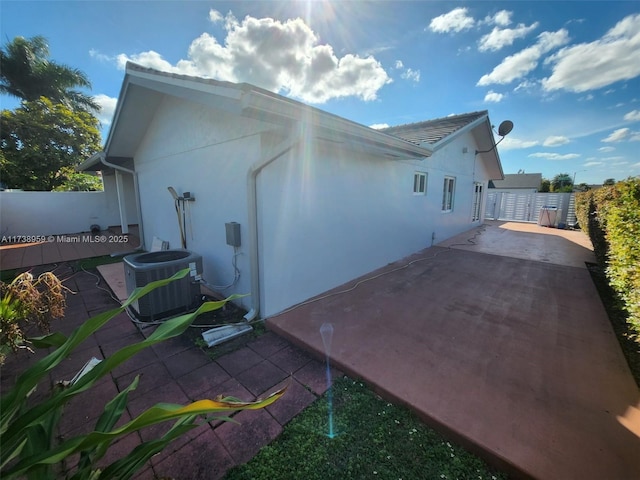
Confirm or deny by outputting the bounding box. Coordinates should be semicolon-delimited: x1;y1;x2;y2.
240;90;432;159
427;113;489;151
77;152;104;172
101;62;432;164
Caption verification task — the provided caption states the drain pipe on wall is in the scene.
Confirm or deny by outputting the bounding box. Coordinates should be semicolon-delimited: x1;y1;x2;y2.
95;152;146;251
243;132;302;322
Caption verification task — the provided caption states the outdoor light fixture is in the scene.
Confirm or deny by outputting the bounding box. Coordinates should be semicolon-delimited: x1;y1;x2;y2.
475;120;514;155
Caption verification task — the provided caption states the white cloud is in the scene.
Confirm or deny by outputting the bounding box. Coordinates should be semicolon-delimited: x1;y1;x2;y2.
542;13;640;92
116;50;183;73
89;49;112;63
369;123;390;130
602;128;630;142
488;10;512;27
514;79;538;92
401;68;421;83
630;132;640;142
115;13;391;104
209;9;223;23
624;109;640;121
429;8;475;33
92;94;118;126
478;22;539;52
598;146;615;152
484;90;504;102
394;60;420;82
584;161;604;167
543;135;570;146
498;137;539;150
477;29;569;86
528;152;580;160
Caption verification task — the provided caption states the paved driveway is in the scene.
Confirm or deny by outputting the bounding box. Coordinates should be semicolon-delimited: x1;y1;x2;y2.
268;221;640;479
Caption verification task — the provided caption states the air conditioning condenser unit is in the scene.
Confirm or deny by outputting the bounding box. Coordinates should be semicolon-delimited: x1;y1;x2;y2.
123;249;203;321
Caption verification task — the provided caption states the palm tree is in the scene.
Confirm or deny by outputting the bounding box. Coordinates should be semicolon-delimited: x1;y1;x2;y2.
0;35;99;112
551;173;573;192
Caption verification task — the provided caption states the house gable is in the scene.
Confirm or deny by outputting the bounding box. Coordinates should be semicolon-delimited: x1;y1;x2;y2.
381;111;504;181
97;63;432;166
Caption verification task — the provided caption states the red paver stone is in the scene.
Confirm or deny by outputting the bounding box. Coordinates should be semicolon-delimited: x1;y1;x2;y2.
214;408;282;465
216;346;264;377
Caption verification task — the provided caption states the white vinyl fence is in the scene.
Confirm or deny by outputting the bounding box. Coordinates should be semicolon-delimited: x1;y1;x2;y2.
485;192;576;227
0;190;129;238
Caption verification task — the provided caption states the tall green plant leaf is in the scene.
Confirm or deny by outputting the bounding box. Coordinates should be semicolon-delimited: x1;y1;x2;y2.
1;265;285;480
5;385;287;478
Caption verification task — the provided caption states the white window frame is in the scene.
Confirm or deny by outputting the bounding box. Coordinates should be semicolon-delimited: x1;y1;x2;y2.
472;182;483;221
442;176;455;212
413;172;427;195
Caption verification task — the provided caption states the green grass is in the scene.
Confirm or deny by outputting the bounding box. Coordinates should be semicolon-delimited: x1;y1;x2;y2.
224;376;507;480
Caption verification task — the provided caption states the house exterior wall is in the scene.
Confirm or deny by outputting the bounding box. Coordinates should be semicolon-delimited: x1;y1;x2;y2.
258;131;490;316
131;95;265;311
128;94;492;318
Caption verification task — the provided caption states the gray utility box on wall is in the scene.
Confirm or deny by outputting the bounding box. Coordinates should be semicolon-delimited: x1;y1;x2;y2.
225;222;241;247
123;249;203;321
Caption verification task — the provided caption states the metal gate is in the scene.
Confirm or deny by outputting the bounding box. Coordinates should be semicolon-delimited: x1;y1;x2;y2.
485;192;576;226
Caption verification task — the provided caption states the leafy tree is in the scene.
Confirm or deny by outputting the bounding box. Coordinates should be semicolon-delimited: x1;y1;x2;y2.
603;178;616;186
0;97;101;190
53;170;104;191
0;36;99;112
551;173;573;192
574;182;591;192
539;179;551;192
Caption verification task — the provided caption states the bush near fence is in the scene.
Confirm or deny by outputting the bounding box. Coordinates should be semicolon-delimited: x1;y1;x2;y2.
575;178;640;336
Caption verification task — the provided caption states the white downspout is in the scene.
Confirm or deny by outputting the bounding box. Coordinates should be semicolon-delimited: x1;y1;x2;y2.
114;170;129;234
243;133;302;321
96;152;146;251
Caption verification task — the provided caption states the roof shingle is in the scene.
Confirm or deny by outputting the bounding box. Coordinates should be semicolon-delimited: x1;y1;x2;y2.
381;111;488;146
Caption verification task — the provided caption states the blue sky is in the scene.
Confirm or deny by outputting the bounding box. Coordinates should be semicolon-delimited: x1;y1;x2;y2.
1;1;639;185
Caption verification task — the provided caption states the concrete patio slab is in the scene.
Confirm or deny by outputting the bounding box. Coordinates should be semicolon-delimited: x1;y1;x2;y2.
440;220;595;268
268;223;640;479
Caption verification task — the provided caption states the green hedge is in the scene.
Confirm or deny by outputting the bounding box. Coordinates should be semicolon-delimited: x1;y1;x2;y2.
575;178;640;336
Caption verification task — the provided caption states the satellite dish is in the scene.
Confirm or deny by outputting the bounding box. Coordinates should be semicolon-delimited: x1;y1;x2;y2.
498;120;514;137
476;119;515;155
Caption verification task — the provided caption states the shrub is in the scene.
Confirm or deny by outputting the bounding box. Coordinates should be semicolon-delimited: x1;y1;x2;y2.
0;268;285;479
576;178;640;336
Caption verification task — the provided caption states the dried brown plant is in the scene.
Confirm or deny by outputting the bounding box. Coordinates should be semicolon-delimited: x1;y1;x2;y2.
0;271;69;365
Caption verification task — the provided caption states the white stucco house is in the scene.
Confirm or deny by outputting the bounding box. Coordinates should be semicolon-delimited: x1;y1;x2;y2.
80;63;505;318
